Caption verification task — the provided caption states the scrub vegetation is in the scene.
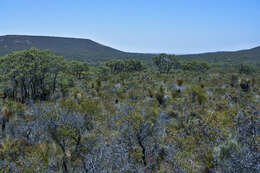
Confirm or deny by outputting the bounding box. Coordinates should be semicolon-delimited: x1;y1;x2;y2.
0;48;259;173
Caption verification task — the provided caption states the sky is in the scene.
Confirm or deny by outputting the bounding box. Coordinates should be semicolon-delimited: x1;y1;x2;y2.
1;0;260;54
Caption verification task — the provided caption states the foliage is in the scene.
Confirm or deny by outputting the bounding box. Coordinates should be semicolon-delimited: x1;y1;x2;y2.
69;60;89;79
153;54;180;73
181;60;210;73
0;48;259;172
0;48;67;102
238;63;255;74
105;59;145;73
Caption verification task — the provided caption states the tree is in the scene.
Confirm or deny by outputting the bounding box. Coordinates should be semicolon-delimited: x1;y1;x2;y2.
238;64;255;74
105;60;125;73
181;60;210;73
153;54;180;73
0;48;67;102
124;59;145;72
105;59;145;73
70;61;89;79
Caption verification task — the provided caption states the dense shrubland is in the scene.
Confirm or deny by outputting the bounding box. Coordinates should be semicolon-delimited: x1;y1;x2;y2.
0;48;259;172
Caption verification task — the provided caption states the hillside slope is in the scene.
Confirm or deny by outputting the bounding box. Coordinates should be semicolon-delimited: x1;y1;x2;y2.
179;46;260;64
0;35;154;62
0;35;259;64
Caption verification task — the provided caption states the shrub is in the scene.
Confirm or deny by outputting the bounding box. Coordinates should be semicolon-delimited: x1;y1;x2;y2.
238;64;255;74
153;54;180;73
181;60;210;73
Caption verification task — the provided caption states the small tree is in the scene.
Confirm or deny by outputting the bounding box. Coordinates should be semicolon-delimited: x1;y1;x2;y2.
153;54;179;73
70;61;89;79
105;59;145;73
238;64;255;74
181;60;210;73
0;48;67;102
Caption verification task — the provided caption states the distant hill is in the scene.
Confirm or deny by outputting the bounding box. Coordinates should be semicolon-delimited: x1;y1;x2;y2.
0;35;154;62
0;35;259;64
179;46;260;65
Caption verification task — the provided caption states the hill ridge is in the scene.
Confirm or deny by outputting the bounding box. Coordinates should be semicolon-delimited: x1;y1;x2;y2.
0;35;259;63
0;35;154;62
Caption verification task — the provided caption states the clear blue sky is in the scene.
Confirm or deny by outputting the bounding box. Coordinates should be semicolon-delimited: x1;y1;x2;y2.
1;0;260;54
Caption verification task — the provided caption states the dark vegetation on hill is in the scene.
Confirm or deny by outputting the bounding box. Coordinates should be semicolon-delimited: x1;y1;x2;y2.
0;35;154;62
0;47;259;172
0;35;260;66
179;46;260;67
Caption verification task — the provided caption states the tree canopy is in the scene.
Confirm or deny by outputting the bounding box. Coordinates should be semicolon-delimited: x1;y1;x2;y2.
153;54;180;73
105;59;145;73
0;48;67;102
